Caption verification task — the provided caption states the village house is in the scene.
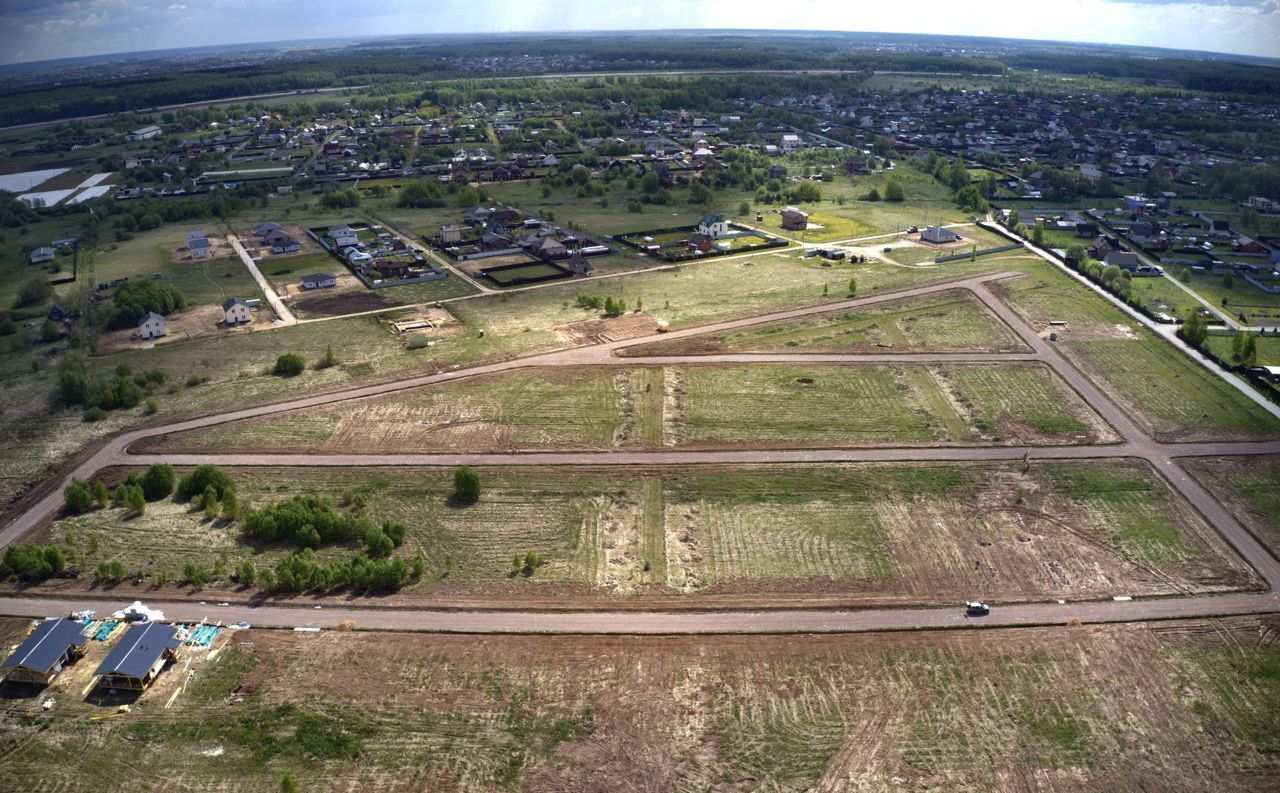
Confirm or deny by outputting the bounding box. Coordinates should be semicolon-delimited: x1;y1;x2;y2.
329;225;359;247
920;226;961;244
94;622;180;692
440;225;463;245
137;311;166;340
29;246;55;264
300;273;337;290
780;207;809;231
185;230;210;259
697;213;731;239
0;618;87;686
222;297;252;325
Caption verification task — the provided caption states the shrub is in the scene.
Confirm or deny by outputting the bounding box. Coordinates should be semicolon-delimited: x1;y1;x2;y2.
177;464;234;500
1;544;66;582
452;465;481;504
273;352;306;377
64;478;95;514
108;281;186;329
16;276;52;306
316;345;338;369
140;463;176;501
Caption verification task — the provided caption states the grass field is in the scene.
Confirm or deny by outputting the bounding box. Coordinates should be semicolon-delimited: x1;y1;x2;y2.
91;227;264;308
1;616;1274;792
994;268;1280;441
1183;455;1280;556
621;289;1026;356
31;458;1253;604
151;360;1112;453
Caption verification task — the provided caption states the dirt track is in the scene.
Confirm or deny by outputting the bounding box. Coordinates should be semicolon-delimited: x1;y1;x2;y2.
3;270;1278;634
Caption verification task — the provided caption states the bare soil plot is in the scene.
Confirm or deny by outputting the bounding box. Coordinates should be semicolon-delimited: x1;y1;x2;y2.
619;289;1027;356
166;234;236;264
147;361;1113;454
1;617;1276;792
25;459;1255;606
555;312;660;345
95;303;235;354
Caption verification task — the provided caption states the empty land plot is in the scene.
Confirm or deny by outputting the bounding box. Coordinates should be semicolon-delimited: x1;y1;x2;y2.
675;363;1111;447
619;289;1028;356
662;459;1256;601
151;361;1109;454
1182;455;1280;555
154;367;627;453
2;618;1274;793
993;271;1280;441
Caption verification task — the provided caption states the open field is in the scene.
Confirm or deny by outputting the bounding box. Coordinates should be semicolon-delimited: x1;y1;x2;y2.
619;289;1027;356
23;458;1256;605
147;360;1115;454
992;268;1280;442
91;226;263;308
1;616;1277;792
1183;455;1280;556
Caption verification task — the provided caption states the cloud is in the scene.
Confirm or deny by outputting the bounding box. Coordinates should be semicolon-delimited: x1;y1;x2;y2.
169;3;187;9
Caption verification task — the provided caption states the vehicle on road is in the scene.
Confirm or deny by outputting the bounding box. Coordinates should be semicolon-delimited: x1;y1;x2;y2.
965;601;990;617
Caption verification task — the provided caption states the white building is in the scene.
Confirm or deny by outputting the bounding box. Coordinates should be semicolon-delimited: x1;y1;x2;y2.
780;134;801;154
696;213;731;240
127;125;162;141
137;311;166;340
222;297;252;325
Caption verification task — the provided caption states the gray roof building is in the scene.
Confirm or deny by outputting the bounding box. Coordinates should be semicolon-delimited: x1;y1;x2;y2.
94;622;180;690
1;618;87;685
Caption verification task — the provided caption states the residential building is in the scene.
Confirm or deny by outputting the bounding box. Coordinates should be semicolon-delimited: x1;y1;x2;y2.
94;622;180;691
780;207;809;231
137;311;166;340
29;246;55;264
0;618;87;686
920;226;961;244
300;273;337;290
697;213;731;239
185;230;210;259
223;297;252;325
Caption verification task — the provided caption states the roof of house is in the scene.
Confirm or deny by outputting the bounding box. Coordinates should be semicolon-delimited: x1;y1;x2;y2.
1104;251;1141;267
185;230;206;243
700;213;726;225
31;246;55;256
138;311;165;325
255;222;282;234
94;622;179;680
0;619;86;674
222;297;249;311
922;225;960;241
302;273;335;282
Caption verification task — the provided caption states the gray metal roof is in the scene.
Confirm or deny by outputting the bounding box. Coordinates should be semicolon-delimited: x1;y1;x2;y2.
1;618;86;674
94;623;179;680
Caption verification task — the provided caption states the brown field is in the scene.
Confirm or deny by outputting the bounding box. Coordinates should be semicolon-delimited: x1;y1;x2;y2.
1183;455;1280;555
1;616;1277;792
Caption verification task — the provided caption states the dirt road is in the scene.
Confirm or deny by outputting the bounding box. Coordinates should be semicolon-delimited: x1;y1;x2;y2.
228;235;297;324
2;269;1278;635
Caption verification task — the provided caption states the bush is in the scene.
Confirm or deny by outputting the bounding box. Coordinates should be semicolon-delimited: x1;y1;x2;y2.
316;345;338;370
16;276;52;307
452;465;481;504
108;281;186;329
1;544;66;582
140;463;176;501
177;464;234;501
883;178;906;202
241;494;371;547
273;352;306;377
64;478;95;514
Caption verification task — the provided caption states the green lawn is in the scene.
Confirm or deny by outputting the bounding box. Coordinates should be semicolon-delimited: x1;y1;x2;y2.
92;226;263;308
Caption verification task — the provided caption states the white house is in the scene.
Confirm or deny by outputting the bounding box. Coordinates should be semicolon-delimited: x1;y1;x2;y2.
696;213;731;240
300;273;337;290
137;311;166;340
330;225;358;247
185;230;210;259
126;125;162;141
343;246;373;265
780;134;801;154
920;226;961;244
222;297;252;325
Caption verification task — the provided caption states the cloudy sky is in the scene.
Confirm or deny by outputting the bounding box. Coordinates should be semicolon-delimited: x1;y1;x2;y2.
1;0;1277;65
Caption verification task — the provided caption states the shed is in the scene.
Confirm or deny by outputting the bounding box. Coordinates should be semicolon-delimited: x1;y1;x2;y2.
94;622;180;691
0;618;87;686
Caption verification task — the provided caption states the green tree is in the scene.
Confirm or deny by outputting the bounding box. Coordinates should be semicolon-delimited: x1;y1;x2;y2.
274;353;306;377
64;478;94;515
281;774;298;793
883;178;905;202
16;276;52;306
125;485;146;517
1065;244;1087;265
737;200;750;216
93;480;109;507
848;277;857;296
1240;333;1258;367
140;463;176;501
202;485;220;520
236;560;256;587
453;465;481;504
316;345;338;370
1178;310;1208;348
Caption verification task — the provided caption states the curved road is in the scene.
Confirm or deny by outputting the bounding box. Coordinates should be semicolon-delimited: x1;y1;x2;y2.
2;270;1278;634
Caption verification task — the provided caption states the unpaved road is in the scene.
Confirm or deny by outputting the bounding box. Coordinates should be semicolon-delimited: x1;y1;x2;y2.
3;269;1278;635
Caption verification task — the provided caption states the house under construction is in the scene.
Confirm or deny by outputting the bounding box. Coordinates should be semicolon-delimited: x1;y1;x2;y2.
94;622;181;692
0;618;87;686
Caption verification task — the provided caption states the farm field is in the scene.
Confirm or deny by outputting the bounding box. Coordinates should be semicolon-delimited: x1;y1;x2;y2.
619;289;1027;356
1;616;1276;793
146;360;1115;454
27;459;1255;604
992;268;1280;441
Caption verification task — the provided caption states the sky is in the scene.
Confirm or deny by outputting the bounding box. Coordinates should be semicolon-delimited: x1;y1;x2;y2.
1;0;1278;65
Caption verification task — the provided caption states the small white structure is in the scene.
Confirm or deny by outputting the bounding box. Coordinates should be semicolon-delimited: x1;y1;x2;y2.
29;246;55;264
696;213;731;240
344;246;373;265
780;133;801;154
126;125;162;141
137;311;166;340
222;297;252;325
920;225;961;244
